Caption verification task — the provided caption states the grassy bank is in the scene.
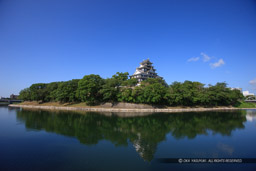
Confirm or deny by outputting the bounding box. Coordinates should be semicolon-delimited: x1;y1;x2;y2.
16;101;231;109
9;101;256;115
235;101;256;108
19;101;93;107
15;101;256;109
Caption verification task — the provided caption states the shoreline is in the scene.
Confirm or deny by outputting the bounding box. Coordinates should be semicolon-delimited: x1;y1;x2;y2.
8;104;256;113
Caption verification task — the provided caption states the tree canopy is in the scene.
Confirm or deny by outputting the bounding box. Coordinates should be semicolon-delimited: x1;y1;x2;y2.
76;74;104;105
18;72;243;106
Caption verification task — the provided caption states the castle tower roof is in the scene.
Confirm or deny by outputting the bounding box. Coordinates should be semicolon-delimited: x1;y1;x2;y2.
130;59;161;82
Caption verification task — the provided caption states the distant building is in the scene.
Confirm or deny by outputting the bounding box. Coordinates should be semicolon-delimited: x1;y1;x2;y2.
130;59;161;82
10;94;19;99
243;91;255;97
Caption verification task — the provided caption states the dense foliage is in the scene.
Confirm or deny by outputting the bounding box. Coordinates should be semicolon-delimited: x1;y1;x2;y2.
19;72;243;106
76;75;104;105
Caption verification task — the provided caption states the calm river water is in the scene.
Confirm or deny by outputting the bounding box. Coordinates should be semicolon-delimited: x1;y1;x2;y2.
0;106;256;171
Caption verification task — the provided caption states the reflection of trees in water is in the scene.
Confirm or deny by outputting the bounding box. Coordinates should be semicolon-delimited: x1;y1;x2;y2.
169;111;247;139
16;109;247;161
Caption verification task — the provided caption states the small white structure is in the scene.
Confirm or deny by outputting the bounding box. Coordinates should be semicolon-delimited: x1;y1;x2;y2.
243;91;255;97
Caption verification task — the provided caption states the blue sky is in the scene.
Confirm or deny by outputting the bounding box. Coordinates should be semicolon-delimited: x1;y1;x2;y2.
0;0;256;97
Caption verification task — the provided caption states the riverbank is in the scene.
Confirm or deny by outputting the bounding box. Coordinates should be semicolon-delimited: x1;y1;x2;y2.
8;102;256;113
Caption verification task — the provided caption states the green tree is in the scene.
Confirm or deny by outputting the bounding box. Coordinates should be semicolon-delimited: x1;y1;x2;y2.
183;81;204;105
29;83;47;102
100;72;131;102
18;71;242;107
99;78;119;102
18;88;31;101
56;79;79;103
122;78;137;87
169;81;183;105
131;78;170;104
229;89;244;105
76;74;104;105
205;82;229;106
200;82;242;106
112;72;129;83
169;81;205;106
117;88;133;102
45;82;60;102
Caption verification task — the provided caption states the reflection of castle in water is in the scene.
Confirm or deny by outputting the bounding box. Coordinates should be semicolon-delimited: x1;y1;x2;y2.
133;133;143;157
132;133;157;161
246;110;256;122
16;109;247;161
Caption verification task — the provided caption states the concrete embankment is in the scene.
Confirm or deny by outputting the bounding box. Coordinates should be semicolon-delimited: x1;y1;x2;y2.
8;104;254;113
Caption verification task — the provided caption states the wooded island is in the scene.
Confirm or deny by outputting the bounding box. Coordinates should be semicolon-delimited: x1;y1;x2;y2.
18;73;243;107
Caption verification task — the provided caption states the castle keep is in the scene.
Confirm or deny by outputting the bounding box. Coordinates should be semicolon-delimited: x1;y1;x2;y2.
130;59;161;82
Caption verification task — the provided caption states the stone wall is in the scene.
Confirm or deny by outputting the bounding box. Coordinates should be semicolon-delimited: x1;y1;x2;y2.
9;104;250;114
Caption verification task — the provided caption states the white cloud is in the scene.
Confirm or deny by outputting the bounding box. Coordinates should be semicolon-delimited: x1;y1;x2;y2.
201;52;211;62
210;58;225;68
249;78;256;86
187;57;200;62
188;52;226;69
